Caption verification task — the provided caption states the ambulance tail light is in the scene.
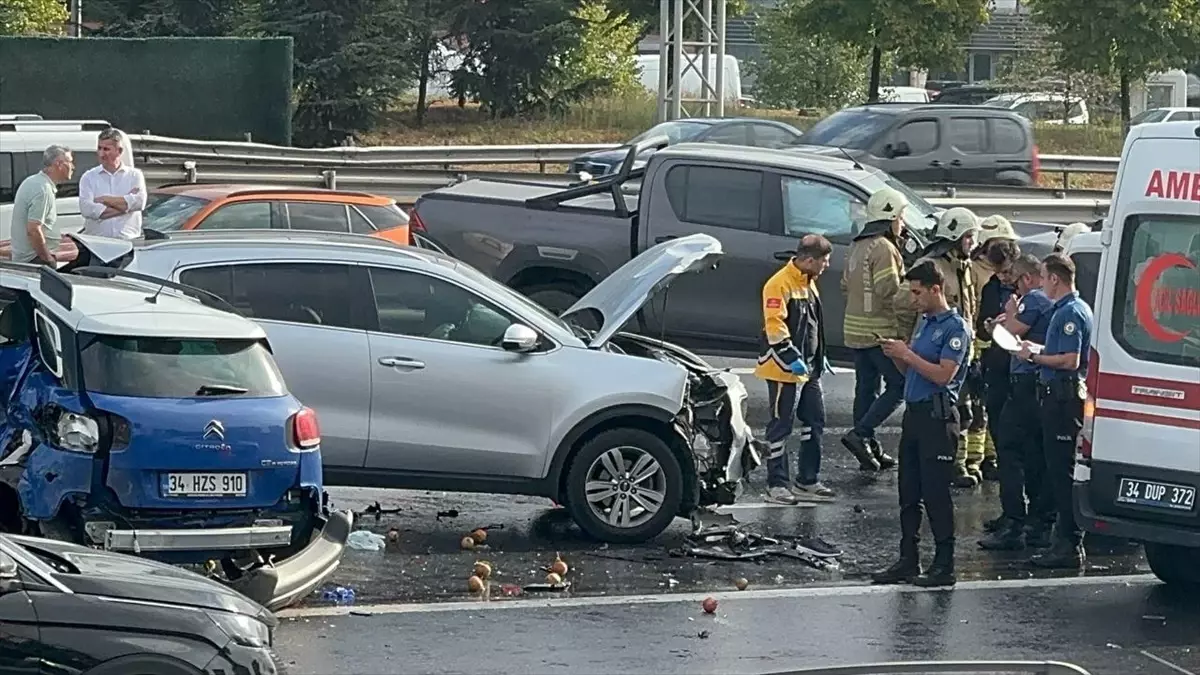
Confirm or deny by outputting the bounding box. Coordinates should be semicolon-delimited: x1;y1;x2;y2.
1079;347;1099;461
1032;144;1041;183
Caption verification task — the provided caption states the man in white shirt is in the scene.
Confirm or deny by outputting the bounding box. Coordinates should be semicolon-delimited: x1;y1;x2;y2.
78;127;147;239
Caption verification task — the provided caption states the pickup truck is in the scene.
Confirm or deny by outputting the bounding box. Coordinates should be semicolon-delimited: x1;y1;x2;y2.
412;141;1052;359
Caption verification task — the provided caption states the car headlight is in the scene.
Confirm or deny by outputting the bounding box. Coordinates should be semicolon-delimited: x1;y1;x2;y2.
207;610;271;648
55;411;99;453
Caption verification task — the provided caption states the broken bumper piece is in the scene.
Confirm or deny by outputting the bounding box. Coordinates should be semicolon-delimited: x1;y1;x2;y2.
103;524;294;553
228;509;353;612
671;512;842;570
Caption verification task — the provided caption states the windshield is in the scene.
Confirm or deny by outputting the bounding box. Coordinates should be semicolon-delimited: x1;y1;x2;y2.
801;110;896;149
629;121;710;145
80;336;287;398
142;194;210;232
858;170;939;232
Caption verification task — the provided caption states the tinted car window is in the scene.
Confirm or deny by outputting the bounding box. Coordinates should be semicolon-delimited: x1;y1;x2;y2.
752;124;801;149
781;177;863;237
701;124;752;145
1131;109;1169;125
630;120;711;144
664;165;763;231
1110;215;1200;368
198;202;271;230
802;110;896;149
990;118;1027;154
142;194;210;232
356;204;408;231
0;153;14;201
80;336;286;398
368;267;516;347
348;207;375;234
948;118;986;154
180;263;361;330
285;202;350;233
894;120;938;155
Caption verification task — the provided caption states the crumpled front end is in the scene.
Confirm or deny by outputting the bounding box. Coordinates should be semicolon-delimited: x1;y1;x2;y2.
607;333;760;507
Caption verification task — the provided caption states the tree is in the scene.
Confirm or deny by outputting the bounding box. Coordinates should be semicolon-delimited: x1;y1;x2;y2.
1026;0;1200;128
560;0;644;97
84;0;259;36
748;0;877;111
448;0;584;118
993;48;1118;123
792;0;989;103
259;0;418;146
0;0;66;35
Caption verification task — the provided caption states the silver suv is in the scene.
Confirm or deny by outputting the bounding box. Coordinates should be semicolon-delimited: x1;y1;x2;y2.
65;231;759;543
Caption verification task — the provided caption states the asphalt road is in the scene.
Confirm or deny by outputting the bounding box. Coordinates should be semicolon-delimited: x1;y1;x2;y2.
304;362;1148;610
275;577;1200;675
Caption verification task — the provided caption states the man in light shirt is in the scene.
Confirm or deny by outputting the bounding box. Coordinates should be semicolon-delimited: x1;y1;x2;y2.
78;127;147;239
10;145;75;265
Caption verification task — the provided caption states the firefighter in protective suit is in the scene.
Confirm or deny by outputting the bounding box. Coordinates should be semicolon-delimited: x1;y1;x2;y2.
1054;222;1090;253
896;207;981;486
967;215;1021;483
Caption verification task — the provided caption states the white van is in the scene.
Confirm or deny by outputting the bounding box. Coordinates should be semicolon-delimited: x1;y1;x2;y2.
635;53;746;104
1072;120;1200;587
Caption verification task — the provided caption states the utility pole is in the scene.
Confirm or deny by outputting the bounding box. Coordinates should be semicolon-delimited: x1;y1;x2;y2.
657;0;726;122
66;0;84;37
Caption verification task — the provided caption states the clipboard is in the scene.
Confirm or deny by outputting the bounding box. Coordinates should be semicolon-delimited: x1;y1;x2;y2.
992;323;1043;355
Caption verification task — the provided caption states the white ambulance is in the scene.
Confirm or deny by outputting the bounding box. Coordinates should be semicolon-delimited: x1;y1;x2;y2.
1072;120;1200;587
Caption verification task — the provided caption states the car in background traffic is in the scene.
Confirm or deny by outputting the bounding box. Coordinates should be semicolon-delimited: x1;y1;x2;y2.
983;92;1090;125
70;230;761;544
1129;107;1200;126
568;117;804;177
930;83;1004;105
1;184;412;260
792;103;1040;186
0;530;287;672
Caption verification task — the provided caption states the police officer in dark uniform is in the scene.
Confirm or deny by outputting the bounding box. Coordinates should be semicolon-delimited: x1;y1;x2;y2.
980;253;1055;550
872;260;972;588
1017;253;1094;568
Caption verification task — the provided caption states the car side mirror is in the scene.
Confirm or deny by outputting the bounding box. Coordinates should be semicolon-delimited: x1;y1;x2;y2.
890;141;912;158
501;324;539;353
0;552;20;593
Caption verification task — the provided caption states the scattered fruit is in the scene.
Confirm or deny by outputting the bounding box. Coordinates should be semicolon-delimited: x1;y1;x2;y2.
471;528;488;544
702;597;718;614
467;575;485;593
735;577;749;591
474;561;492;580
460;536;476;551
546;572;563;585
386;528;400;543
550;553;569;576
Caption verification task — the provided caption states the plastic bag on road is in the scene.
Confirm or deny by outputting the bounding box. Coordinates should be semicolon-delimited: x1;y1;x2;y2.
347;530;387;551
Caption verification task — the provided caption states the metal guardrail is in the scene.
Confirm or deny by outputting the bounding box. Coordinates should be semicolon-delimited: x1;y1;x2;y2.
129;134;1120;175
767;661;1092;675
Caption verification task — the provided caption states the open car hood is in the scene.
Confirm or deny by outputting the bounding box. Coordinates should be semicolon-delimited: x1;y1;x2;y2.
65;232;137;269
561;233;723;349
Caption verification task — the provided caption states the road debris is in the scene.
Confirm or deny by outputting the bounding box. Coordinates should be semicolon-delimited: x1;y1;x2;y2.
346;530;386;551
468;575;486;593
669;517;843;570
460;536;476;551
735;577;749;591
549;553;569;576
701;597;718;614
523;581;571;593
436;509;460;520
357;501;403;521
546;572;564;585
321;586;356;604
474;561;493;580
470;528;488;544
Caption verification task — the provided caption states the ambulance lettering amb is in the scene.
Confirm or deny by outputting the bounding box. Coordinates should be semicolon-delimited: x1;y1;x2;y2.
1144;169;1200;202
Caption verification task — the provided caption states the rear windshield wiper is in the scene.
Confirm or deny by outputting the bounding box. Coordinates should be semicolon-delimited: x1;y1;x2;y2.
195;384;249;396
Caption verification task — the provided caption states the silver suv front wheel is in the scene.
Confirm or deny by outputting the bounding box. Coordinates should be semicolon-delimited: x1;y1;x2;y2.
564;428;683;543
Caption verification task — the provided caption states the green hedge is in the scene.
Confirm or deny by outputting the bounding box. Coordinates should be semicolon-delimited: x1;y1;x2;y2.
0;36;294;144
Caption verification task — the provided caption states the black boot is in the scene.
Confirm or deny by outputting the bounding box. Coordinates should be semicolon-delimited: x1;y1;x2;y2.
913;544;956;587
979;519;1026;551
841;430;880;471
872;537;920;584
980;458;1000;481
1030;539;1084;569
1024;521;1052;550
983;514;1007;532
869;438;896;470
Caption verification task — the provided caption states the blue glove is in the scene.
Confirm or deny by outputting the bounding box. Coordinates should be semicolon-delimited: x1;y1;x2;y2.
789;360;809;376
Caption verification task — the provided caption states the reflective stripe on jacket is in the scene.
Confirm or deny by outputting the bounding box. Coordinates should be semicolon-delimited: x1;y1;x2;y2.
841;233;905;348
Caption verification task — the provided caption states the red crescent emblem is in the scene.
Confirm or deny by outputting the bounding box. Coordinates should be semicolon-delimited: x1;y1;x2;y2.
1133;253;1196;343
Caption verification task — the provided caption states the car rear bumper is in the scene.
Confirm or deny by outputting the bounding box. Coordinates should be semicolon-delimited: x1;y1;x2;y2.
1074;461;1200;548
103;523;294;553
228;509;353;611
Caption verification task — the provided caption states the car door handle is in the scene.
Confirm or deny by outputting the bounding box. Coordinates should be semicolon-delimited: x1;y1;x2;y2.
949;159;962;167
774;250;793;262
378;356;425;370
929;160;944;167
655;235;678;243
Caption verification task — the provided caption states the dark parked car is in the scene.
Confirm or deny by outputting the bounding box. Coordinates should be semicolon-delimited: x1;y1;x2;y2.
931;84;1005;105
792;104;1040;186
569;118;804;177
0;531;285;673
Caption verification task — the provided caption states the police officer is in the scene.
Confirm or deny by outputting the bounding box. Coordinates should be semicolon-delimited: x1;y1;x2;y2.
1017;253;1094;568
979;253;1055;550
755;234;835;505
896;207;981;488
969;215;1021;482
872;260;972;588
840;186;909;472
